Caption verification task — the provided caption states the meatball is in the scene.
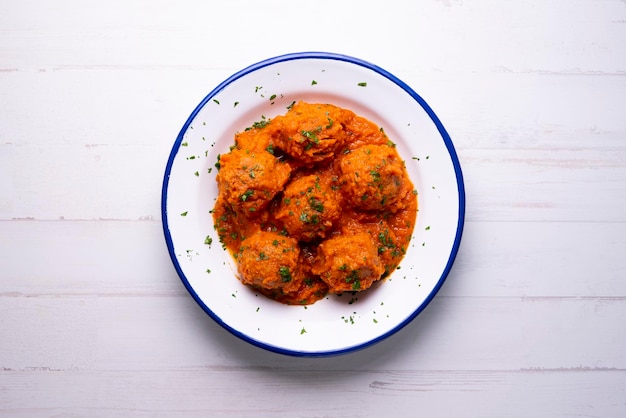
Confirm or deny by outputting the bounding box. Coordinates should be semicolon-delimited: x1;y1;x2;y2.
332;211;406;278
216;148;291;215
256;243;328;305
233;118;281;154
273;102;354;165
212;195;244;251
366;220;406;278
237;231;300;293
256;276;329;305
311;232;385;293
338;144;410;212
275;171;342;242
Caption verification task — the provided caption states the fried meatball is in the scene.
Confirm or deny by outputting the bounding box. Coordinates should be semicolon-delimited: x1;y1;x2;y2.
212;195;244;251
256;276;329;305
237;231;300;293
338;144;410;212
311;232;385;293
365;221;406;278
273;102;354;165
275;171;342;242
233;119;281;154
257;243;328;305
216;148;291;215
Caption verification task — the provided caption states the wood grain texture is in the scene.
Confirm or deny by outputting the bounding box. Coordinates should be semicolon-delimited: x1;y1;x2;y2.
2;292;625;371
2;220;626;298
1;0;625;416
1;72;624;221
1;370;625;417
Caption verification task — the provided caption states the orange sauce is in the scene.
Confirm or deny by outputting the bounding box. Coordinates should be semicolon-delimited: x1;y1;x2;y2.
212;101;417;305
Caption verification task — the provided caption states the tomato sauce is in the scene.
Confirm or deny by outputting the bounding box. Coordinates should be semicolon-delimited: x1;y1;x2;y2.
212;102;417;305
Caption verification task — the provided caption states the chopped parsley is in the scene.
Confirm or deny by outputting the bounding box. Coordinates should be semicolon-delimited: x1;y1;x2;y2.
279;266;292;282
299;212;320;225
309;197;324;213
240;189;254;201
301;127;322;150
250;117;270;130
301;128;320;142
215;154;221;170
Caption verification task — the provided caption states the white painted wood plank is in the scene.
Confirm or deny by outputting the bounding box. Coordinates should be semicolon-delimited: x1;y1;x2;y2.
0;370;624;417
460;147;626;222
1;71;624;222
2;70;624;151
0;142;167;220
411;73;626;151
1;139;625;222
0;221;182;296
2;220;626;298
0;1;623;74
1;293;624;372
449;221;626;297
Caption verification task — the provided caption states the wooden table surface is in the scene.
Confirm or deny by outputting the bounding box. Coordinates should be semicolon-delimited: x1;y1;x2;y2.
1;1;625;416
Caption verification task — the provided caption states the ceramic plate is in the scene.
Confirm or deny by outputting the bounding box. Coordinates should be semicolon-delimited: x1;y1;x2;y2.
161;52;465;356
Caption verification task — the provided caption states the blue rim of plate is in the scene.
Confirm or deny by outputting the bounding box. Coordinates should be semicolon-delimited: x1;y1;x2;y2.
161;51;465;357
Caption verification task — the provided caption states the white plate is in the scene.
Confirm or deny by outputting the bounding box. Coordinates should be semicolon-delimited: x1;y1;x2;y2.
161;52;465;356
